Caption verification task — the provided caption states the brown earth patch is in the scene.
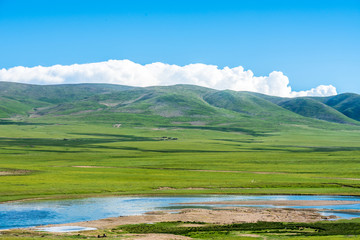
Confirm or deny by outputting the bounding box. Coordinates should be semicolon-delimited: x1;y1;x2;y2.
0;171;15;176
178;223;206;227
99;101;121;107
237;233;263;238
156;187;176;190
0;169;31;176
34;207;333;231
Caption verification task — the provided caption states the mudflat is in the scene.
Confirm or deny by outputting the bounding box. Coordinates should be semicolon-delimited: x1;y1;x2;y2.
32;207;333;230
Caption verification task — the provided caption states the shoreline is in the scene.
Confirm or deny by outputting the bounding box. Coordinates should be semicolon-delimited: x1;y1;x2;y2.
177;200;360;206
2;192;360;204
3;195;360;233
27;206;336;231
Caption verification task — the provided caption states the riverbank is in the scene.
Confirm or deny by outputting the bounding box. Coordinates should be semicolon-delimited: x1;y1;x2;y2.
178;200;360;206
2;194;360;231
3;198;360;240
31;207;333;231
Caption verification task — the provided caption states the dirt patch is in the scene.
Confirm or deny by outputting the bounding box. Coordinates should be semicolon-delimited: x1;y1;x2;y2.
29;114;42;118
99;101;121;107
0;169;31;176
72;166;114;168
156;187;176;190
36;207;333;231
0;171;15;176
237;233;262;238
178;223;206;227
179;200;360;206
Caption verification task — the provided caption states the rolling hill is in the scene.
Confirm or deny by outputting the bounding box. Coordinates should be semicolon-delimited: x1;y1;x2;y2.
276;98;358;124
315;93;360;121
0;82;359;131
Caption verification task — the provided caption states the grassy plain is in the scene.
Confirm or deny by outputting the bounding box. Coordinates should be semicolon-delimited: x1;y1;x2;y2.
2;220;360;239
1;117;360;203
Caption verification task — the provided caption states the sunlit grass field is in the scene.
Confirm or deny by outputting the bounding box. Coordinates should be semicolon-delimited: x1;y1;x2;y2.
1;118;360;203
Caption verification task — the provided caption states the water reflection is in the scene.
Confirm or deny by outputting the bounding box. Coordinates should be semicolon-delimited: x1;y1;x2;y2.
1;195;360;230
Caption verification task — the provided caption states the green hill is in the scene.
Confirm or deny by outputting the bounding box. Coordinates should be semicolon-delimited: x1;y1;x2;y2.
317;93;360;121
0;82;133;117
0;82;359;130
276;97;357;124
0;82;133;104
203;90;292;116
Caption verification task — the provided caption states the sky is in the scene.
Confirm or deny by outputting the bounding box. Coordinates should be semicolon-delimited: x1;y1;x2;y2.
0;0;359;96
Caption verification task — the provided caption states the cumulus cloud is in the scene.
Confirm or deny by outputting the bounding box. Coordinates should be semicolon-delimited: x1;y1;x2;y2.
0;59;337;97
290;85;337;97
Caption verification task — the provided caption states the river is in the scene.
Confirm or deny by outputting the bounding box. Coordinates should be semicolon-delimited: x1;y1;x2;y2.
1;195;360;230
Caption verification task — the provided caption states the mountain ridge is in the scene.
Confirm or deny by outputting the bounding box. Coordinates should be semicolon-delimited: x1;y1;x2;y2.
0;82;359;129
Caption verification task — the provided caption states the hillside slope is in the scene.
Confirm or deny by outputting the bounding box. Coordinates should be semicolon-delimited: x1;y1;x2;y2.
277;98;357;124
317;93;360;121
0;82;359;130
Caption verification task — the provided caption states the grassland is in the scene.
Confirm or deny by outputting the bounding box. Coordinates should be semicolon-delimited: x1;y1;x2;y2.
1;83;360;239
2;220;360;239
1;117;360;203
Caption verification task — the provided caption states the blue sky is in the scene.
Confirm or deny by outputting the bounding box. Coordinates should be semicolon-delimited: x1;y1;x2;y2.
0;0;359;94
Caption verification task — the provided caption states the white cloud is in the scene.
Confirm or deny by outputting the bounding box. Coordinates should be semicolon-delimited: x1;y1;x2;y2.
0;59;337;97
290;85;337;97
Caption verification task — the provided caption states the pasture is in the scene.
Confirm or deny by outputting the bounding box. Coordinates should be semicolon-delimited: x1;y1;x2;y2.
1;119;360;203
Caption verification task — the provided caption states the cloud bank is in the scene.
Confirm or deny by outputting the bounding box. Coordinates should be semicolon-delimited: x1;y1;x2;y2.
0;59;336;97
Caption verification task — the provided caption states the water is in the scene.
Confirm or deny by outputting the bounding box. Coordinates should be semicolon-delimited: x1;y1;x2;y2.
1;195;360;230
36;226;97;232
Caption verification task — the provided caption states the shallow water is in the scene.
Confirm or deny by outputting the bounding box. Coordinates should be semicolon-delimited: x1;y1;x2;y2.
36;226;97;232
1;195;360;230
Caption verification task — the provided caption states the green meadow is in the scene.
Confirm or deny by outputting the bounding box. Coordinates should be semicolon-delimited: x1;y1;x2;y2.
3;220;360;239
1;83;360;239
1;118;360;203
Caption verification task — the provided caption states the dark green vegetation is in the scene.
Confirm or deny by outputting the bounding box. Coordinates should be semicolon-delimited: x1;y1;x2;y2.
0;82;360;202
316;93;360;121
3;221;360;239
118;221;360;239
